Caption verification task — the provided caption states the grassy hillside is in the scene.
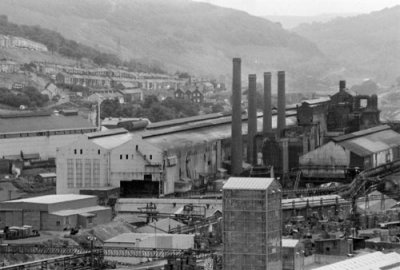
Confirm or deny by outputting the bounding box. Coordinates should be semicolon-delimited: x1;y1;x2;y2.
294;6;400;84
0;0;332;90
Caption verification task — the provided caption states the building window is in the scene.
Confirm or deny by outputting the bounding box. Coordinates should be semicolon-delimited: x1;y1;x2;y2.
136;145;139;151
87;217;93;224
56;221;61;226
126;154;129;160
80;149;83;155
74;149;77;155
120;154;123;160
150;155;152;160
98;149;101;155
67;159;74;188
76;159;83;187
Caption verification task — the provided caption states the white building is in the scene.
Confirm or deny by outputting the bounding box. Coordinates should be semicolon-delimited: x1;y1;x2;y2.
56;129;166;195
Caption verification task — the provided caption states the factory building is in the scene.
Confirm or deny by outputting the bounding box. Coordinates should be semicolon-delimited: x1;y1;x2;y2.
0;194;111;230
0;111;96;160
223;177;282;270
56;128;165;195
313;251;400;270
104;233;194;250
299;125;400;180
282;239;304;270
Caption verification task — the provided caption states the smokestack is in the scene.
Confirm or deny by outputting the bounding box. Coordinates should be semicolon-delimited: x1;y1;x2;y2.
247;74;257;165
263;72;272;134
277;71;286;138
339;80;346;91
231;58;243;176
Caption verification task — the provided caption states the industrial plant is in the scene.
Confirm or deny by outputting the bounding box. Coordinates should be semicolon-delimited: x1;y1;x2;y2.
1;54;400;270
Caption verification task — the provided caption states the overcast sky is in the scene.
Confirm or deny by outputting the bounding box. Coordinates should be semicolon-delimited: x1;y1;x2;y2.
193;0;399;16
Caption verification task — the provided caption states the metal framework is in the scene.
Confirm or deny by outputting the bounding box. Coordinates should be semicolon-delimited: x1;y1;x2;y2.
0;251;104;270
0;244;212;259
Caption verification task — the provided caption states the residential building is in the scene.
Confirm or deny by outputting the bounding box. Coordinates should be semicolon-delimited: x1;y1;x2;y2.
0;59;19;73
223;177;282;270
118;88;143;102
0;194;111;230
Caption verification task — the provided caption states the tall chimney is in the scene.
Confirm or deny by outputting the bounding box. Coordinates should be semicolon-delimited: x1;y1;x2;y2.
277;71;286;138
263;72;272;134
231;58;243;176
339;80;346;91
247;74;257;165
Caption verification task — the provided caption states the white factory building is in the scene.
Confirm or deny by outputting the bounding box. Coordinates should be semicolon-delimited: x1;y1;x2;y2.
56;128;165;195
56;111;297;196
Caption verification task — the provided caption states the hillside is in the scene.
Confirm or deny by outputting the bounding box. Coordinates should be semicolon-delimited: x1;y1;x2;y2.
263;13;359;29
0;0;331;90
294;6;400;84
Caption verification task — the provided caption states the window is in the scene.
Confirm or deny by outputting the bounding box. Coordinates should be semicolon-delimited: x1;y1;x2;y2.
74;149;77;155
98;149;101;155
120;154;123;160
87;217;93;224
136;145;139;151
150;155;152;160
126;154;128;160
56;221;61;226
80;149;83;155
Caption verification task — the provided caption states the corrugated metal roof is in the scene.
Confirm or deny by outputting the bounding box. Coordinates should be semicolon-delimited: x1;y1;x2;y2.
336;128;400;157
223;177;275;190
51;205;109;216
313;251;400;270
0;114;95;134
302;97;330;105
86;128;127;139
142;114;297;151
2;194;95;204
90;133;135;150
333;125;391;142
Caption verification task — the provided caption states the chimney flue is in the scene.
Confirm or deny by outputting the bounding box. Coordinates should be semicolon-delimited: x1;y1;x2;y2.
231;58;243;176
277;71;286;138
247;74;257;165
263;72;272;134
339;80;346;91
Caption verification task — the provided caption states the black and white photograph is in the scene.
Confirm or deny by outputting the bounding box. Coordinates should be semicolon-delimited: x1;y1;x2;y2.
0;0;399;269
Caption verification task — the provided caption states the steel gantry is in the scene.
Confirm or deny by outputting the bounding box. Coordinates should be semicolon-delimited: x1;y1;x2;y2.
0;244;213;259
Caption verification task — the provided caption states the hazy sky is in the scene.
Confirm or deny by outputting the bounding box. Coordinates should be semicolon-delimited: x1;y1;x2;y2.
193;0;399;16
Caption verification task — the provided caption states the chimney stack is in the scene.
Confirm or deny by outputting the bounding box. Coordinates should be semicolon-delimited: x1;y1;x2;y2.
263;72;272;134
247;74;257;165
339;80;346;91
277;71;286;138
231;58;243;176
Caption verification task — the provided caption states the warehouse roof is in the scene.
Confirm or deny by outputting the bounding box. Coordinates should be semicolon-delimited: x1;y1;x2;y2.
223;177;275;190
90;132;134;150
106;233;192;243
0;114;95;134
334;125;400;157
2;194;95;204
142;114;297;151
313;251;400;270
51;205;110;216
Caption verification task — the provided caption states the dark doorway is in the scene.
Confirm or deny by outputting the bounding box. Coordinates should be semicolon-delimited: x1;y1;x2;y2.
120;180;159;197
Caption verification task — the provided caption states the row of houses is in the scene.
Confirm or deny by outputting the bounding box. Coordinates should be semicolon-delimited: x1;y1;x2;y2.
0;59;19;73
0;35;48;52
